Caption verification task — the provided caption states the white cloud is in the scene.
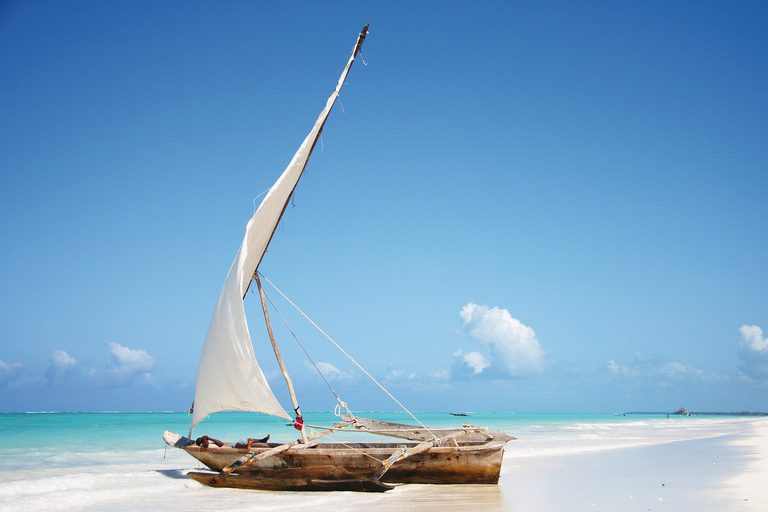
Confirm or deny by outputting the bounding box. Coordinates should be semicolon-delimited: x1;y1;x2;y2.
43;343;156;388
606;353;712;382
52;350;76;367
0;359;24;387
429;369;450;380
310;361;354;382
100;342;156;386
45;350;81;385
740;325;767;353
107;342;154;373
384;364;415;382
456;303;545;376
607;359;627;374
738;325;768;379
662;362;688;376
453;350;490;374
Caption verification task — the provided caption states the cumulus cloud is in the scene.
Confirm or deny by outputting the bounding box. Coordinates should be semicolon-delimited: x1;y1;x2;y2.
455;303;545;377
308;361;354;382
45;350;81;385
453;350;489;374
53;350;77;366
0;359;24;387
661;362;689;377
43;342;156;388
606;353;711;382
740;325;768;352
738;325;768;379
607;359;625;374
107;342;154;372
428;369;450;380
383;363;415;382
99;341;156;387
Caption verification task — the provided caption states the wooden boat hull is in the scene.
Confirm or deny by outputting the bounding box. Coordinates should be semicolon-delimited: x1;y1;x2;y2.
164;431;509;486
186;471;394;492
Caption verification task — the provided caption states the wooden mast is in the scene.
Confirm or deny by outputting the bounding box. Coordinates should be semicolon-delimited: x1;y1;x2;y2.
255;274;309;444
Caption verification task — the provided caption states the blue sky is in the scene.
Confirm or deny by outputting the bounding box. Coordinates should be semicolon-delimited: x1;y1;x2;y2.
1;1;767;414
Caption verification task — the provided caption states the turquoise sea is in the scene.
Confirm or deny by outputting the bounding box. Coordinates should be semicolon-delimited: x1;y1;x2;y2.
0;411;754;511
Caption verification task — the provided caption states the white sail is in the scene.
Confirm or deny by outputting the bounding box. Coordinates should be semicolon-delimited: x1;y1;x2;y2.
190;26;369;433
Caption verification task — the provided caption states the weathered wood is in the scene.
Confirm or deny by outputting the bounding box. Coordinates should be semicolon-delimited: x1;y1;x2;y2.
165;430;512;485
221;426;342;473
341;415;515;443
340;415;442;441
187;471;394;492
255;274;308;444
371;430;471;481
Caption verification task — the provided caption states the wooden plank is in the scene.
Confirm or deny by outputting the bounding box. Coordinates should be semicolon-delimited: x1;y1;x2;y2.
187;471;394;492
255;274;308;444
221;426;342;474
371;430;471;481
341;415;515;443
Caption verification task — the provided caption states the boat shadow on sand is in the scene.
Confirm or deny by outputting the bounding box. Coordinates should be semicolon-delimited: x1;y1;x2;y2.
155;467;504;506
156;469;192;480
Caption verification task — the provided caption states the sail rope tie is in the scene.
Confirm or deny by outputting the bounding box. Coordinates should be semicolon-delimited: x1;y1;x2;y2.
334;401;352;418
259;272;437;439
261;286;346;406
381;446;409;469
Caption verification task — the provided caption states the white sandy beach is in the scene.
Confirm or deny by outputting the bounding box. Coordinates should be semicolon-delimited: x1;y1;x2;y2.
498;419;767;511
726;418;768;508
505;417;768;512
347;417;768;512
2;416;765;512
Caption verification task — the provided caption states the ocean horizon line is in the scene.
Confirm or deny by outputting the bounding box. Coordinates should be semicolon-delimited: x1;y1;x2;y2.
3;409;767;415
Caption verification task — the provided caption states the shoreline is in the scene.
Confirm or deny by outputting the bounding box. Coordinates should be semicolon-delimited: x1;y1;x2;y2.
2;415;764;511
357;417;768;511
725;417;768;507
497;417;768;511
293;417;768;512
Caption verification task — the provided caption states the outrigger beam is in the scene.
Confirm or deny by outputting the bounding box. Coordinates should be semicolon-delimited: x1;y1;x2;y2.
370;429;474;482
221;424;349;474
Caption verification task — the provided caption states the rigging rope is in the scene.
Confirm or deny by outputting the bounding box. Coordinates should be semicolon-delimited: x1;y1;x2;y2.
258;272;435;437
260;286;348;413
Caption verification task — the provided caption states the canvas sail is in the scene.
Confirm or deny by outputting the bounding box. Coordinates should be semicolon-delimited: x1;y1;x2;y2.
190;25;369;433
